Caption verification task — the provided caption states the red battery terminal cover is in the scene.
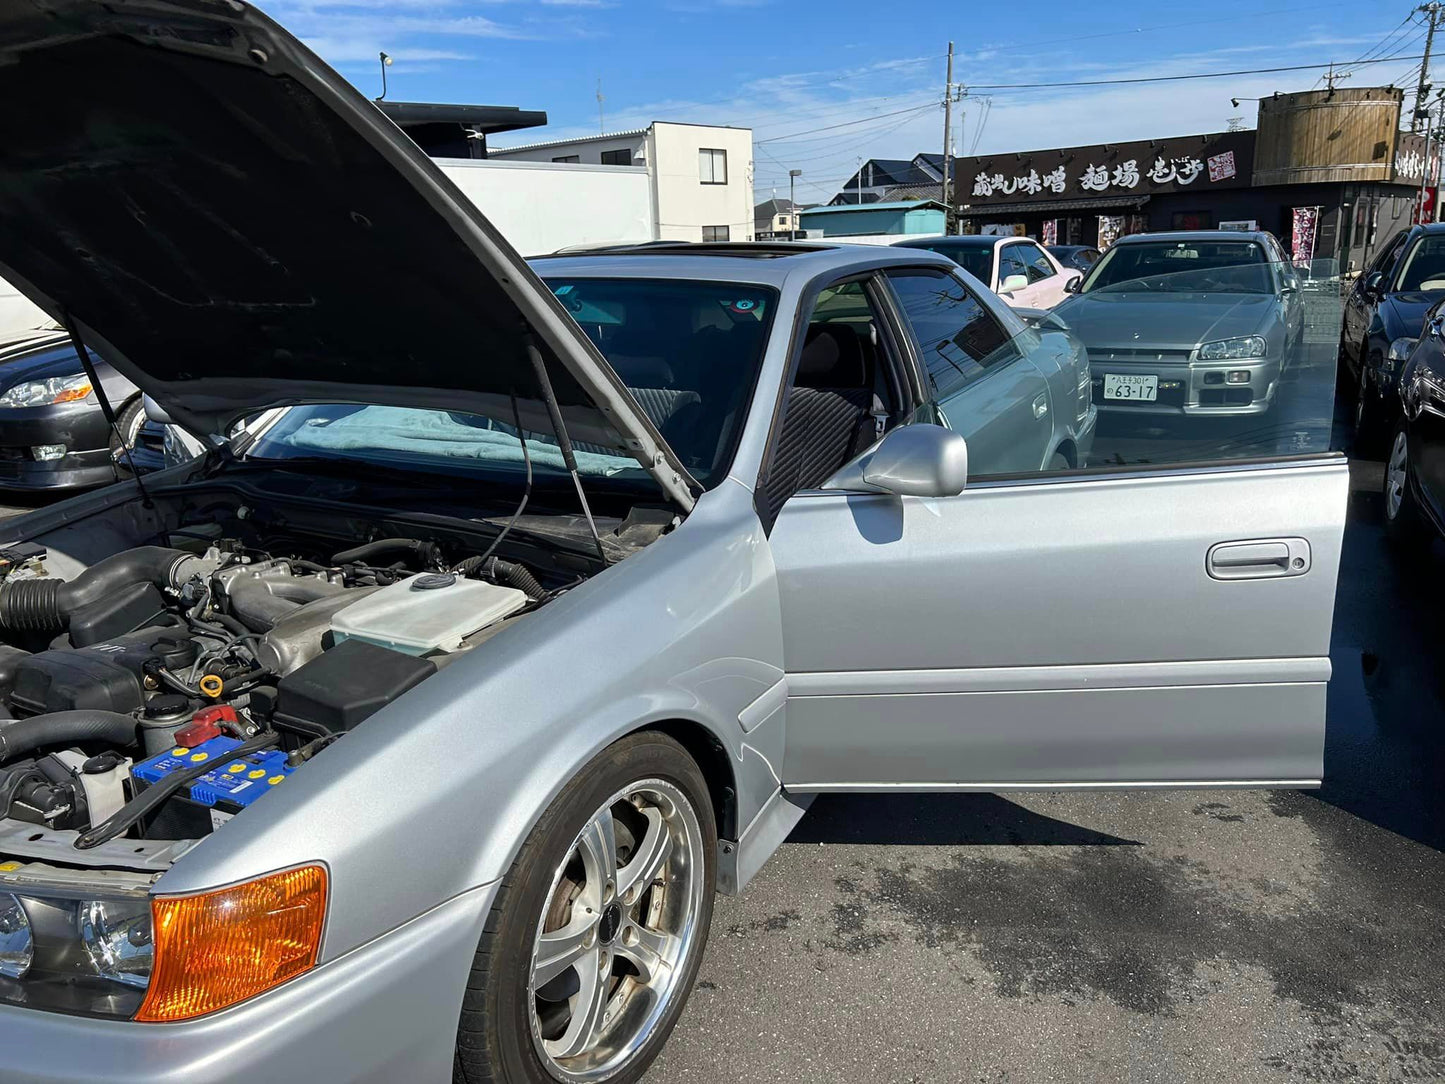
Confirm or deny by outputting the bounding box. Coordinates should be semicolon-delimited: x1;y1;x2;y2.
175;704;241;747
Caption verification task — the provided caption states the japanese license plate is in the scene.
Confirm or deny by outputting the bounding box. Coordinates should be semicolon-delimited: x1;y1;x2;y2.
1103;373;1158;401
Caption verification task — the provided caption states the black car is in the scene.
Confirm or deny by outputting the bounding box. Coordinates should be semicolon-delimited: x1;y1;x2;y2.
0;332;144;490
1385;302;1445;548
1340;222;1445;443
1048;244;1100;272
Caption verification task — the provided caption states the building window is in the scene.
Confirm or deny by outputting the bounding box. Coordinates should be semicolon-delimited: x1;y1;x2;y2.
702;225;730;242
552;155;580;164
699;148;728;185
600;149;632;166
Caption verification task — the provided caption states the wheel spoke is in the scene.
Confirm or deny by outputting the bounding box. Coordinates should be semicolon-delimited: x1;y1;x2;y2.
547;945;613;1060
576;807;619;901
615;922;671;985
534;911;600;989
616;807;672;901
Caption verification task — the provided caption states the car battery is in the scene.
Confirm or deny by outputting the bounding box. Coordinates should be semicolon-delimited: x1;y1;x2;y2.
131;736;295;831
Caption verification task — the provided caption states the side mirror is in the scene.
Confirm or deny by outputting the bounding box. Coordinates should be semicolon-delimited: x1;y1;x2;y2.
860;424;969;497
1063;276;1082;294
1364;270;1386;298
999;273;1028;295
142;394;173;425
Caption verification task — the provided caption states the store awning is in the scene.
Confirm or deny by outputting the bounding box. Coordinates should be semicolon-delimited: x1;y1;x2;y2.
958;194;1151;216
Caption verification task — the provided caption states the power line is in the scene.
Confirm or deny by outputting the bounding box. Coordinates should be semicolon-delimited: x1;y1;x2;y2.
964;52;1428;91
755;103;938;144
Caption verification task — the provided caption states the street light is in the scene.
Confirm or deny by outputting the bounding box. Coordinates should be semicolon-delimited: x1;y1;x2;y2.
788;169;802;241
377;51;393;101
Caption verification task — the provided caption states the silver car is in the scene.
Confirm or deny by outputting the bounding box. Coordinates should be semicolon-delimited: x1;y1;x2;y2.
0;4;1345;1083
1054;231;1306;416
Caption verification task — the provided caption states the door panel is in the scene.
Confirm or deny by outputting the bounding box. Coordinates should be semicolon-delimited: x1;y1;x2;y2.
770;458;1347;787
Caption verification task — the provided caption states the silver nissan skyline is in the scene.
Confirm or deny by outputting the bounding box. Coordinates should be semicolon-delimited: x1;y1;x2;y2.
0;3;1346;1082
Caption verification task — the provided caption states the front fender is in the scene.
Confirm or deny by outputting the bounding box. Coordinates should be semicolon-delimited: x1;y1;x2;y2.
155;479;787;960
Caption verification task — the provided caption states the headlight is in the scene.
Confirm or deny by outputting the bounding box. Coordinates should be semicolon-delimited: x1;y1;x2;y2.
0;374;93;409
1198;336;1267;361
1387;336;1418;363
78;899;153;989
0;887;151;1017
0;893;32;979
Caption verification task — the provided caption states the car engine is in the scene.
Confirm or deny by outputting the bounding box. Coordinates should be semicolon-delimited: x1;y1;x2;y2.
0;535;547;846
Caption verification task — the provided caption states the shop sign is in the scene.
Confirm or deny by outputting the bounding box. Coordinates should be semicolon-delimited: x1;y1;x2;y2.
957;131;1254;208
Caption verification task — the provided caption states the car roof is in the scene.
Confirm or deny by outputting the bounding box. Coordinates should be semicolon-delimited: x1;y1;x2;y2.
532;243;960;287
894;235;999;249
1111;230;1271;246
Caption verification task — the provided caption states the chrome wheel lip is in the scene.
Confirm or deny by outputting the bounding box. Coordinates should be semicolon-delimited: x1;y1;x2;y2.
1386;430;1409;521
528;777;704;1083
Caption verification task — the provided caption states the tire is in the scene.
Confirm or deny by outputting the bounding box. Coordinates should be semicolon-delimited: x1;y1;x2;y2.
454;732;717;1084
1354;352;1385;454
1384;421;1428;551
108;398;146;469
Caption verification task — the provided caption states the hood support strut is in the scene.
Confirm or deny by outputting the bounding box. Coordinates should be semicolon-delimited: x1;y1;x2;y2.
64;320;152;509
524;335;608;564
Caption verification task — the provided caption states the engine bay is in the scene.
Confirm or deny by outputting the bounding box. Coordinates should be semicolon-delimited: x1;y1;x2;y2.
0;492;577;862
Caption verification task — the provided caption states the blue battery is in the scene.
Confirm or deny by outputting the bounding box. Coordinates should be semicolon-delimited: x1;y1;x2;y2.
132;736;295;811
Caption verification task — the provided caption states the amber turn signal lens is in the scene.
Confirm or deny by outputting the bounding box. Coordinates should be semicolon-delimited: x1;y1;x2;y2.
51;381;92;403
135;864;327;1022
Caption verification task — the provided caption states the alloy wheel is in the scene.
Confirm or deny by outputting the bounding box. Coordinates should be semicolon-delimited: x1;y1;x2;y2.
1386;429;1409;522
528;778;704;1082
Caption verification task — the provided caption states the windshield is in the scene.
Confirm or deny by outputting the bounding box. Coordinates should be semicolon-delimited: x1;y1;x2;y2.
246;278;776;489
1393;235;1445;292
909;243;993;284
1082;240;1272;294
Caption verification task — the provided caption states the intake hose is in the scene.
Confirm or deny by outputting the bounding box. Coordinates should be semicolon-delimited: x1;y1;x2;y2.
331;538;439;569
456;555;545;600
0;547;210;633
0;710;139;765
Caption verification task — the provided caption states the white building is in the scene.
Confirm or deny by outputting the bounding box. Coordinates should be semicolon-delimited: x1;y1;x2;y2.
490;122;754;243
437;159;653;257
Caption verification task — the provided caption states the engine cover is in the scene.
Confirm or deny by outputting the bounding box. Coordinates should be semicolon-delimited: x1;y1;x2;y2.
7;629;197;717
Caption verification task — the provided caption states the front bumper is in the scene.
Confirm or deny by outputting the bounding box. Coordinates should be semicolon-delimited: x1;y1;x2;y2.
1089;355;1282;417
0;882;496;1084
0;400;116;490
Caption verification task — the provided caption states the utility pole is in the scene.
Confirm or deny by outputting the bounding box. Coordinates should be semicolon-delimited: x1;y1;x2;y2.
789;169;801;241
596;78;605;134
1415;3;1442;132
942;41;954;214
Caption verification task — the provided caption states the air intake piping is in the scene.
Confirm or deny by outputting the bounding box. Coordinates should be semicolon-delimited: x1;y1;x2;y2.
0;710;139;764
0;547;211;633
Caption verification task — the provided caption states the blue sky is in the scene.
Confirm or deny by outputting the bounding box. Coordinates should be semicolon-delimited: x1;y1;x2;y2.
267;0;1422;203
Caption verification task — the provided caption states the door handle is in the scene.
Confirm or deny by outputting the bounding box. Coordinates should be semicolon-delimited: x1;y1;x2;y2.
1207;538;1311;580
1032;393;1049;419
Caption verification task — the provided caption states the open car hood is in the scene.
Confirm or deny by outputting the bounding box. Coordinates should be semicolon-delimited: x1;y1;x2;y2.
0;0;695;510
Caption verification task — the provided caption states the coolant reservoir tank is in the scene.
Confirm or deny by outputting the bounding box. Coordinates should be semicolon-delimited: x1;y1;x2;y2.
330;573;528;656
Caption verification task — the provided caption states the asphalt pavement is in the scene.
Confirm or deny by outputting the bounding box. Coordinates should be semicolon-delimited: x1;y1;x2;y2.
3;326;1442;1083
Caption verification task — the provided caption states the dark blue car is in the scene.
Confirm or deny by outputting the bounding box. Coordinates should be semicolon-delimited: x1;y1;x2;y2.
1341;222;1445;445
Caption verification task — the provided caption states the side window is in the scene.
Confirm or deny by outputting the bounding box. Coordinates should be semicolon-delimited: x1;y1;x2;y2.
997;246;1030;290
885;268;1017;400
1018;242;1056;283
764;279;899;517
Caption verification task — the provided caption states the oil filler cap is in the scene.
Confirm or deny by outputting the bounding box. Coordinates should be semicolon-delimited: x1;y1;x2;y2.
411;573;456;590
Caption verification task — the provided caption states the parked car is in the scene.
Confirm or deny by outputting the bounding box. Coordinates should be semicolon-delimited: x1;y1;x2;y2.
1340;222;1445;444
0;5;1345;1084
1384;297;1445;547
1052;230;1305;417
892;234;1083;309
0;331;145;490
1049;244;1101;272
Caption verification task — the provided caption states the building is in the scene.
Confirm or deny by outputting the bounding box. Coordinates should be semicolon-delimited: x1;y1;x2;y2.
833;158;941;204
490;122;755;243
754;197;801;239
375;100;547;159
837;88;1437;272
798;200;947;239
